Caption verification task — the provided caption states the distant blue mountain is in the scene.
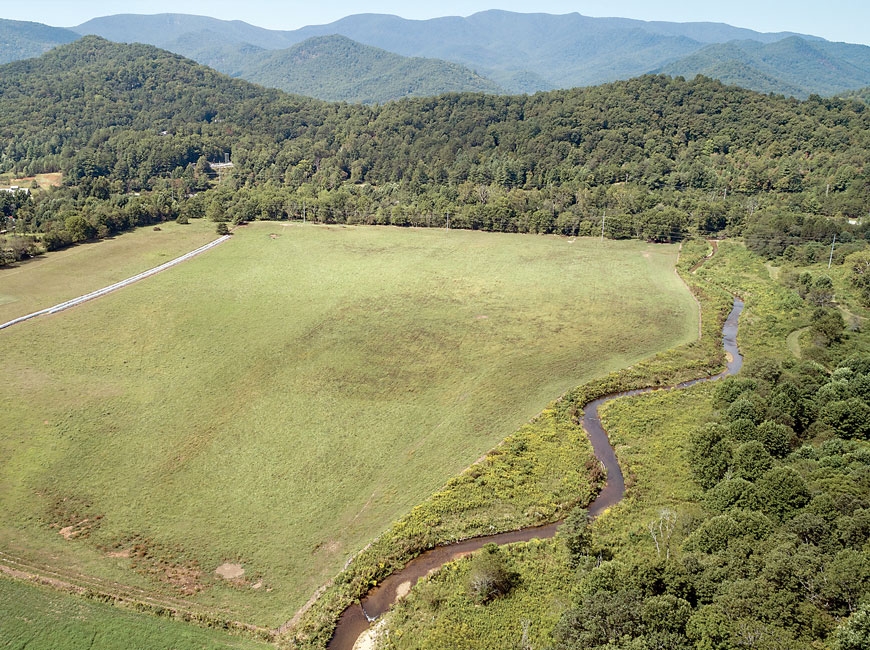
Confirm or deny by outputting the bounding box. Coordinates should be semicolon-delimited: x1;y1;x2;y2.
0;18;79;64
0;10;863;100
657;36;870;97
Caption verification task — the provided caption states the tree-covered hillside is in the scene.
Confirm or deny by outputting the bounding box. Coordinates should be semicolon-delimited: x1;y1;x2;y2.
69;10;844;97
233;35;504;103
0;18;78;64
2;36;870;262
659;37;870;98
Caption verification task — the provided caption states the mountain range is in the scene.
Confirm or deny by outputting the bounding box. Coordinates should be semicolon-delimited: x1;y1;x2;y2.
0;18;78;64
2;11;870;102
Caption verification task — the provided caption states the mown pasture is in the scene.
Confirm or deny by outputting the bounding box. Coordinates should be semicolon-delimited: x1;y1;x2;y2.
0;223;698;626
0;219;217;323
0;574;268;650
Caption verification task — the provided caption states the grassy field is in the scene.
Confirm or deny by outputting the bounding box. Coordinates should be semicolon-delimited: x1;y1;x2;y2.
0;574;268;650
594;383;716;551
383;539;578;650
0;223;698;627
0;219;217;323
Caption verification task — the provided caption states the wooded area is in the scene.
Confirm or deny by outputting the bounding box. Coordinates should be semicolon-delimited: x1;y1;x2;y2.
2;37;870;266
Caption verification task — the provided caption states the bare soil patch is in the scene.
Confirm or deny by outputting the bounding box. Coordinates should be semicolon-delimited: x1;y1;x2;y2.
215;563;245;580
53;514;100;540
58;524;77;539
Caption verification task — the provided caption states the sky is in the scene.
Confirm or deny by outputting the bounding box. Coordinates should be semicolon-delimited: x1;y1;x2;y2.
4;1;869;46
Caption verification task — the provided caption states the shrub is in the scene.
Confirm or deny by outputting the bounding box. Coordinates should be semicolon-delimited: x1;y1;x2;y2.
465;544;518;604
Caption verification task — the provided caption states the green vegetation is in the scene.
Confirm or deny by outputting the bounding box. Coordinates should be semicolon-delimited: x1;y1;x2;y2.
465;543;518;604
377;241;870;650
236;35;503;104
69;11;870;97
287;237;726;647
659;37;870;98
2;29;870;649
0;219;215;322
0;575;268;650
0;18;78;65
383;541;577;650
0;223;697;629
1;37;870;264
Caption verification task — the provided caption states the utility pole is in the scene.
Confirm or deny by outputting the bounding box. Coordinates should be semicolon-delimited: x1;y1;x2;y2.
600;210;606;241
446;212;450;230
828;234;836;269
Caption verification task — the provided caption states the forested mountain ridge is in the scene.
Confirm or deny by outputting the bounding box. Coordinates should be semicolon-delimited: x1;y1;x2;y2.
0;18;78;64
1;11;864;101
73;13;297;50
230;35;504;103
658;36;870;98
278;10;803;90
68;11;848;97
2;36;870;262
0;36;320;172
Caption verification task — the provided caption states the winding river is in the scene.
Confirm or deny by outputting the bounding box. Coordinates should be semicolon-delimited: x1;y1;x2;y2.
328;297;744;650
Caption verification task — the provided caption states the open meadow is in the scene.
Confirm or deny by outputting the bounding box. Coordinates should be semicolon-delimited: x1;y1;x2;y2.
0;219;217;324
0;223;699;627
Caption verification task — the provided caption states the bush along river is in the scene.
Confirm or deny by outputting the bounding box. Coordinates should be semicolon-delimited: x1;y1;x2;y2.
328;297;744;650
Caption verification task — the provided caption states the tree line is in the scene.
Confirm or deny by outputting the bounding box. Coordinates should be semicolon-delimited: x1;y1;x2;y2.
2;36;870;261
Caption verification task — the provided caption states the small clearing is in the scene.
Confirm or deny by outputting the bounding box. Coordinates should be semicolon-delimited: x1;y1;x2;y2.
787;326;809;359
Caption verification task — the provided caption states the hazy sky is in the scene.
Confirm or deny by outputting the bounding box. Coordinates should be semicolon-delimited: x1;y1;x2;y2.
5;1;869;46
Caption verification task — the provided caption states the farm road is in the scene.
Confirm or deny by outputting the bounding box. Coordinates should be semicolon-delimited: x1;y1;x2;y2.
0;234;231;331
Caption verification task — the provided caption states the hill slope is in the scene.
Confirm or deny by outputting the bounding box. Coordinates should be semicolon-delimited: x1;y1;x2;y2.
660;36;870;97
73;12;295;49
235;34;503;103
3;36;870;226
0;18;79;64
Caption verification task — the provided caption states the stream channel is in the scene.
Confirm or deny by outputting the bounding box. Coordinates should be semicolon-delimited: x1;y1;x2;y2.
328;297;745;650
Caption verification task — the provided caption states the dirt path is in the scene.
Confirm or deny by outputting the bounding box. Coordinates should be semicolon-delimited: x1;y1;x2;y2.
0;234;230;331
787;326;809;358
0;547;270;638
